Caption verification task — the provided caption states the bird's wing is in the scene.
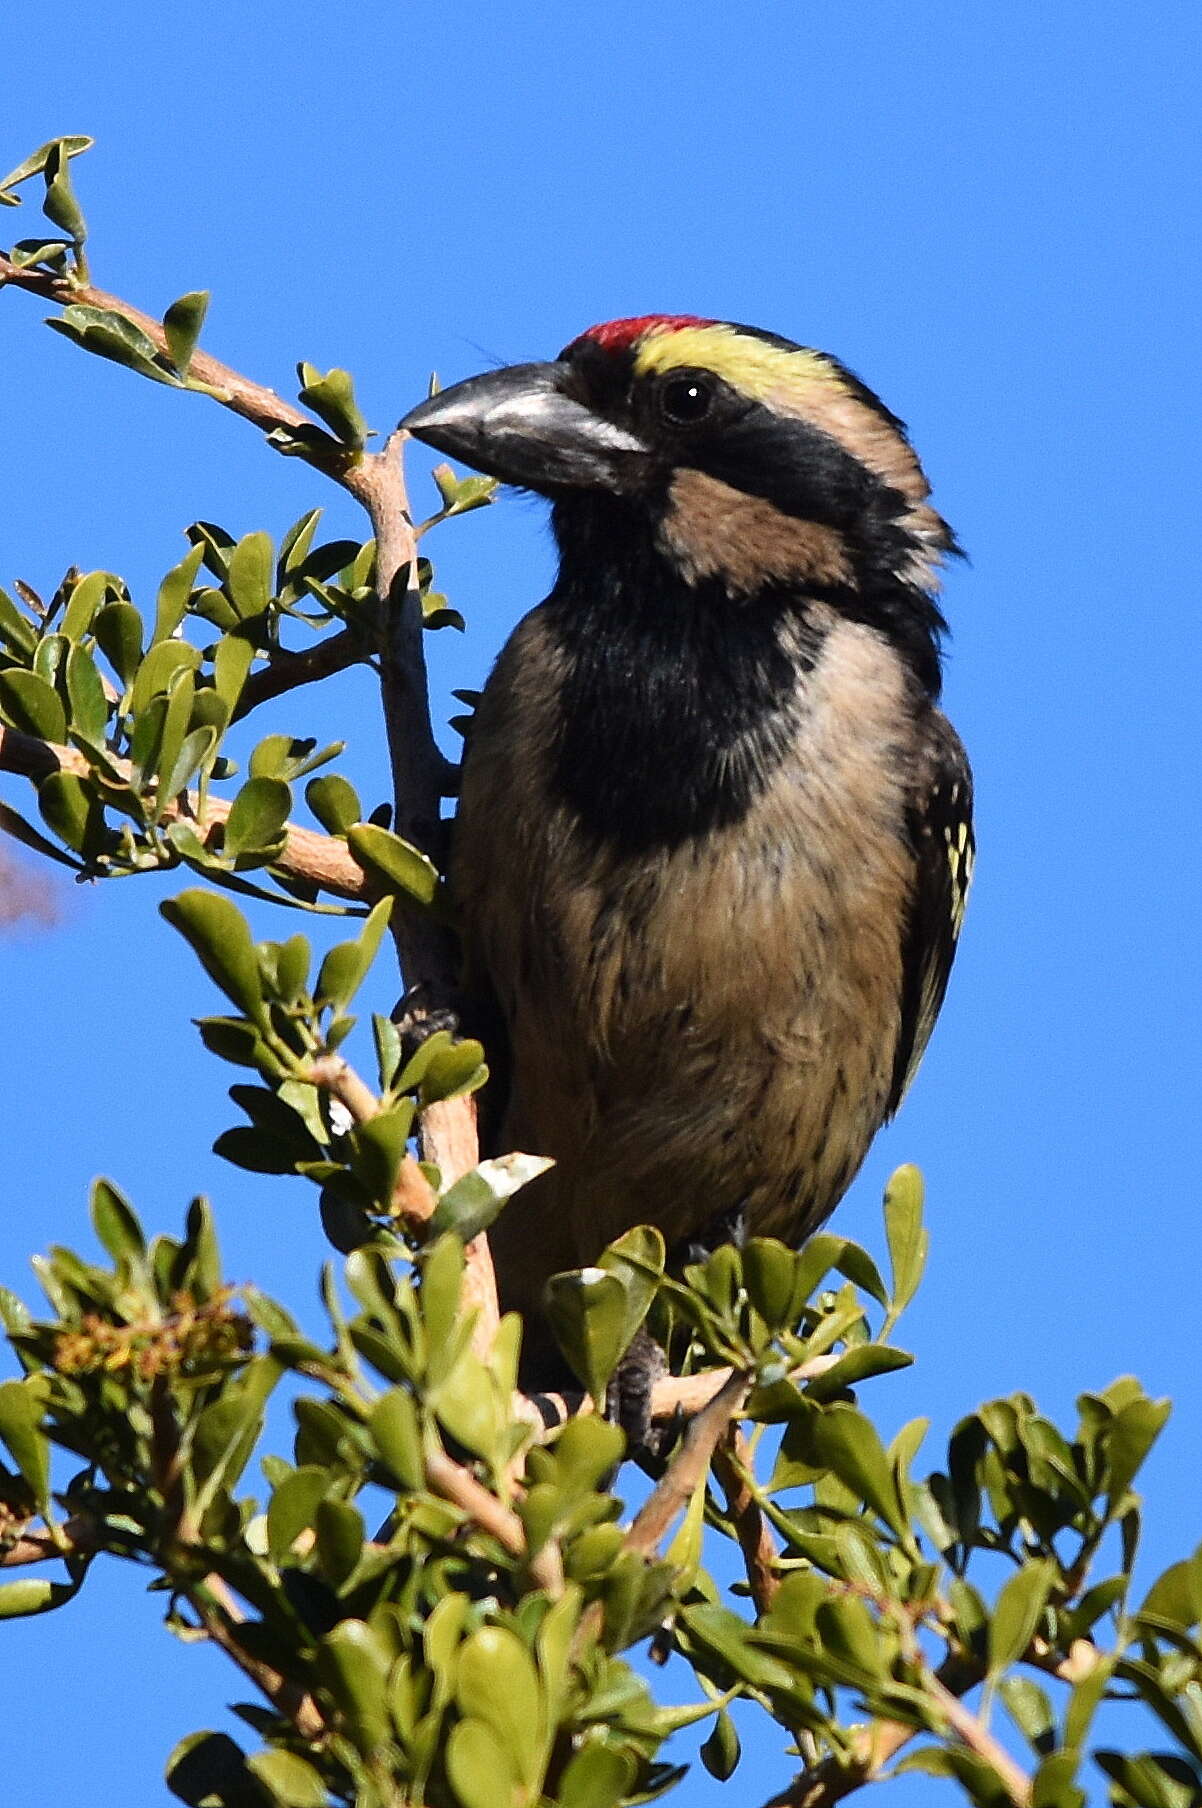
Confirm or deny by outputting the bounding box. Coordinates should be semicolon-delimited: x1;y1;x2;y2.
887;711;975;1114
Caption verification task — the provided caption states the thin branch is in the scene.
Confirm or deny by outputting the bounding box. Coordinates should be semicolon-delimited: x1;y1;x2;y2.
0;255;322;447
1;253;491;1334
307;1051;437;1222
425;1448;562;1595
354;430;490;1329
926;1669;1032;1805
193;1572;325;1741
625;1368;752;1559
232;627;364;721
0;723;368;900
712;1426;781;1615
759;1640;1096;1808
523;1352;845;1438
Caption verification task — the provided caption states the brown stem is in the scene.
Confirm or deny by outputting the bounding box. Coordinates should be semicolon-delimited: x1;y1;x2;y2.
712;1426;781;1615
625;1368;752;1559
1;255;491;1323
425;1449;562;1595
307;1052;437;1222
232;627;364;721
523;1352;845;1439
0;256;320;446
194;1572;325;1741
354;431;490;1332
926;1670;1032;1805
0;723;368;900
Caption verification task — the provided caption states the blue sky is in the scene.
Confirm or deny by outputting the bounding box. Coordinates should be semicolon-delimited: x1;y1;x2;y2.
2;4;1200;1803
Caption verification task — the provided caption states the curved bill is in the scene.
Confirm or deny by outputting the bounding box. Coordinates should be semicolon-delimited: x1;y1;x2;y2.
399;362;648;491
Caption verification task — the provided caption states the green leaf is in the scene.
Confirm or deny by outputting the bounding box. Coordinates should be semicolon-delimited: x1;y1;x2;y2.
60;569;121;640
989;1558;1057;1675
699;1707;741;1782
92;599;144;685
153;542;206;644
558;1741;637;1808
163;291;210;377
41;142;87;244
741;1237;803;1330
797;1402;908;1537
315;1496;365;1587
64;642;108;742
162;726;218;803
306;773;362;836
90;1177;145;1266
297;362;370;449
223;776;291;860
226;532;274;619
1095;1751;1202;1808
1106;1394;1171;1508
800;1343;914;1402
347;822;439;907
544;1268;632;1406
0;1378;50;1511
1142;1553;1202;1628
1000;1674;1057;1754
832;1239;889;1309
49;305;184;388
37;771;98;854
160;889;266;1023
0;797;82;869
430;1152;554;1244
417;1036;487;1104
883;1162;927;1326
455;1626;545;1788
0;584;38;657
314;896;392;1010
0;667;67;741
0;1577;81;1618
446;1718;520;1808
212;630;256;714
0;136;94;195
244;1751;326;1807
348;1100;416;1205
130;637;202;715
369;1388;425;1490
165;1730;256;1807
319;1619;391;1754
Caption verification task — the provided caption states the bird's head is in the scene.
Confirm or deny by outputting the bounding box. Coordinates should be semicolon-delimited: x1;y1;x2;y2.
400;315;957;604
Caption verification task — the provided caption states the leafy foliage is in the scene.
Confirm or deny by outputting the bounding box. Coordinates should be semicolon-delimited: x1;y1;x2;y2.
2;136;1200;1808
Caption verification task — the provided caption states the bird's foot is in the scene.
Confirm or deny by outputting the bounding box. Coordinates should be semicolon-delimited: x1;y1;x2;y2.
606;1326;675;1465
392;983;463;1064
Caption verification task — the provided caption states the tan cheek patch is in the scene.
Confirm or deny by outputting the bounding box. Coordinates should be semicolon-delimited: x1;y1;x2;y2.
659;470;854;593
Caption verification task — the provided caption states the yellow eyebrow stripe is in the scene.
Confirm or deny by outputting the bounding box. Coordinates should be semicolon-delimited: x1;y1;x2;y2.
632;324;846;408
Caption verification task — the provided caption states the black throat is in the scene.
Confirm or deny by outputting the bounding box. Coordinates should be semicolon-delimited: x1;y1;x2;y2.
545;491;946;853
546;494;819;852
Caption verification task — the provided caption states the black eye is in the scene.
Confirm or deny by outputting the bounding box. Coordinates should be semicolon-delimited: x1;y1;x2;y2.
659;372;714;426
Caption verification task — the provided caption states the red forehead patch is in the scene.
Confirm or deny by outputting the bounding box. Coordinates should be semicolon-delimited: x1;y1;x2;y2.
576;314;715;353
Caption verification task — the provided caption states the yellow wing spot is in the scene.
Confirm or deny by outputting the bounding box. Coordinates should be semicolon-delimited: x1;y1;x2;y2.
633;323;846;410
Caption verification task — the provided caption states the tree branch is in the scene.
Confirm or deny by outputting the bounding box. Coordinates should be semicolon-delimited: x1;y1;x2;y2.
232;627;364;721
625;1368;752;1558
712;1426;781;1615
425;1448;562;1595
0;253;490;1337
307;1052;437;1222
0;723;368;900
0;255;322;446
193;1572;325;1741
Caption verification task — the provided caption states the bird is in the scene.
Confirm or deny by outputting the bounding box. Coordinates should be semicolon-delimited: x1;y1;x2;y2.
400;315;973;1377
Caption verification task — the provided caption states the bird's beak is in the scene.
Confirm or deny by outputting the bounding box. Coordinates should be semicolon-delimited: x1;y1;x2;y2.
399;362;649;492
